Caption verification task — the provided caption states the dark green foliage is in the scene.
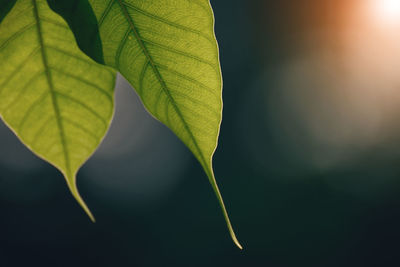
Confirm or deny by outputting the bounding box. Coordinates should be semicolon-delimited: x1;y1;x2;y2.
47;0;104;64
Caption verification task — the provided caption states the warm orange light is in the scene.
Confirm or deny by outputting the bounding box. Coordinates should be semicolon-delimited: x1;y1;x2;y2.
372;0;400;24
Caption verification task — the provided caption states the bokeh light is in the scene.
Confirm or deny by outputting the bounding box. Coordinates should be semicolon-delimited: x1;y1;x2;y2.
371;0;400;25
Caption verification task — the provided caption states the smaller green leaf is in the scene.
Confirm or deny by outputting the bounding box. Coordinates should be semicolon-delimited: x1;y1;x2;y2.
0;0;116;220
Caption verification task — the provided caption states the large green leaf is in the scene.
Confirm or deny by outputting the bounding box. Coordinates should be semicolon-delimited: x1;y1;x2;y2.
88;0;241;248
0;0;116;220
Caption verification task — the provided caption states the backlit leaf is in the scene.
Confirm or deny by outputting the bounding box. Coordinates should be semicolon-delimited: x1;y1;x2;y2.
88;0;241;248
0;0;116;220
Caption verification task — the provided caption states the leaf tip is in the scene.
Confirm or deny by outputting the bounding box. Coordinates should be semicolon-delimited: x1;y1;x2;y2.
231;232;243;250
66;175;96;222
205;168;243;250
226;215;243;250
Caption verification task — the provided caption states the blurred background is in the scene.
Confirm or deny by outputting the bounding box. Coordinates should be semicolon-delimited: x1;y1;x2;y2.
2;0;400;266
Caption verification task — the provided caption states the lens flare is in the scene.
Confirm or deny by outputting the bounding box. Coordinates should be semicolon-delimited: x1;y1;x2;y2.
372;0;400;24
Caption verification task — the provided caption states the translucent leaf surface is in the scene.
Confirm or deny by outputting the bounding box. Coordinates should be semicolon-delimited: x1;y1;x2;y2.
0;0;116;220
88;0;241;248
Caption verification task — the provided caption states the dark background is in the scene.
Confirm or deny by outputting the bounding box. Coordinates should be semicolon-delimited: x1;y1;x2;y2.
2;0;400;266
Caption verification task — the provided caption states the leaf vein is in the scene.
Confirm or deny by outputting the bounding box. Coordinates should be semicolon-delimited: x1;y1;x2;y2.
0;46;41;96
17;91;49;134
33;0;71;176
3;71;45;112
0;6;34;28
138;59;149;97
121;1;214;45
167;86;220;116
141;37;218;72
155;63;219;98
50;67;113;103
31;116;54;147
54;91;108;129
46;45;93;66
116;0;209;168
98;0;116;27
115;28;131;69
0;22;36;51
62;117;101;141
39;16;70;30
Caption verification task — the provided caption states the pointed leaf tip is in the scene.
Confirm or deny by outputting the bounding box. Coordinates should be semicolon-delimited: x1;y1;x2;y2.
235;240;243;250
208;170;242;249
87;0;241;248
66;177;96;223
0;0;114;223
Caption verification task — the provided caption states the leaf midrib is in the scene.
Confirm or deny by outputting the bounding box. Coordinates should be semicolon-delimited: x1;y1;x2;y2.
32;0;71;177
115;0;209;169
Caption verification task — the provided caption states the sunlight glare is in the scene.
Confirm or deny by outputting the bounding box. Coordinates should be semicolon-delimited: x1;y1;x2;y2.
372;0;400;25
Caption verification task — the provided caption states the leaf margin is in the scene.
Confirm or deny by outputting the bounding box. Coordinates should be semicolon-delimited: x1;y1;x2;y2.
0;0;117;221
88;0;242;248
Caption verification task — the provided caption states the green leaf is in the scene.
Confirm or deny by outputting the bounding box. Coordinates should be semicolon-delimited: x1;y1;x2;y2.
0;0;116;220
88;0;241;248
47;0;105;64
